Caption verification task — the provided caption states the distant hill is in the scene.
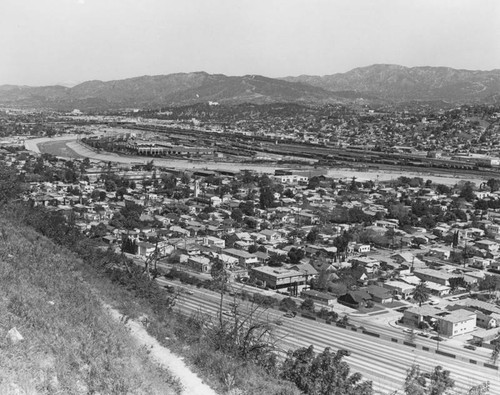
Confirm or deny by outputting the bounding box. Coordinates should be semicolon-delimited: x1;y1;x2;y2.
0;72;344;110
283;64;500;103
1;65;499;110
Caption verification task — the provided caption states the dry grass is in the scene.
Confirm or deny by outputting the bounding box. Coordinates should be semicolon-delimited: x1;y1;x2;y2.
0;219;181;395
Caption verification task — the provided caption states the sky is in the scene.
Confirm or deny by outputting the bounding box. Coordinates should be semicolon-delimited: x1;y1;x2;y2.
1;0;499;86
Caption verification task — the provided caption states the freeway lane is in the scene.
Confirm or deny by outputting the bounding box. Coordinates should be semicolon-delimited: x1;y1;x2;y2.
165;284;500;395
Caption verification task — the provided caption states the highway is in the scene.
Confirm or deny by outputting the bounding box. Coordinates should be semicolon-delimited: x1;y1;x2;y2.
160;279;500;395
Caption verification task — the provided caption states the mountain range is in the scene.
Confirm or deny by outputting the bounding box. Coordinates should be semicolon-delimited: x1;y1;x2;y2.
1;65;499;110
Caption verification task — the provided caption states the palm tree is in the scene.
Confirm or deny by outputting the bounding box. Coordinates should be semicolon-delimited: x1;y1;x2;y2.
413;280;430;307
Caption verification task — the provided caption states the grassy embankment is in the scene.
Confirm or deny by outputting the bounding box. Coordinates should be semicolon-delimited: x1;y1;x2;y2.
1;203;302;395
0;217;181;394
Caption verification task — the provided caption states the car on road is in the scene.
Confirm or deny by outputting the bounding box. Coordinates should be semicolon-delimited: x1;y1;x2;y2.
417;332;429;338
185;290;194;295
430;336;443;341
284;312;296;318
464;344;476;350
275;320;284;326
403;328;413;333
222;310;234;317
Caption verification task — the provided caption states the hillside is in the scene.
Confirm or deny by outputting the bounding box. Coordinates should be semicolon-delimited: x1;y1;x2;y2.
282;64;500;103
0;216;180;394
0;73;343;110
1;64;498;111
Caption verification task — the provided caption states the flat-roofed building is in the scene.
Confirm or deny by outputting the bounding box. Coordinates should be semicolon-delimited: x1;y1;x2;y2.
437;309;476;337
403;306;476;337
249;266;308;296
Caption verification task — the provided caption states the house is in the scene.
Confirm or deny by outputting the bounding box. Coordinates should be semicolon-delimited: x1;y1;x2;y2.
383;280;415;299
202;236;225;249
187;255;212;273
475;239;499;254
259;229;280;242
296;211;320;225
254;251;270;264
301;289;336;307
413;268;458;286
349;256;380;274
469;257;491;269
391;252;425;269
337;290;372;308
352;243;371;253
137;241;156;257
374;220;398;229
223;248;259;267
365;285;392;303
273;174;309;184
429;247;452;261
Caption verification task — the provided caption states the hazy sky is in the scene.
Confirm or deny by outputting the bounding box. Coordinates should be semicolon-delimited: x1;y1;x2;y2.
1;0;499;86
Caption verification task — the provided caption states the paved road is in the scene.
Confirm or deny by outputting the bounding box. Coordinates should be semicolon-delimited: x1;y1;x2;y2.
160;279;499;395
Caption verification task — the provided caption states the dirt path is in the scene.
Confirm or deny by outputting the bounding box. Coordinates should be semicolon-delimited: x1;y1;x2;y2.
106;306;218;395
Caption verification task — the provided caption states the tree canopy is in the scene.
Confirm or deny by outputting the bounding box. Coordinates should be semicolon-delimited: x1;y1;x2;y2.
281;346;373;395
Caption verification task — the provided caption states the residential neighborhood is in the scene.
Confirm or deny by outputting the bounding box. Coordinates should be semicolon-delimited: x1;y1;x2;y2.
5;136;500;353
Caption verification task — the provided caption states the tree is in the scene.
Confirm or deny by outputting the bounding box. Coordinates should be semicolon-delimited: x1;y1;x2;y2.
268;254;286;267
452;231;459;248
248;244;258;254
307;176;321;189
436;184;452;195
89;222;108;238
449;277;467;291
413;281;430;307
478;275;500;294
403;365;455;395
487;178;500;192
281;346;373;395
306;227;319;244
288;247;305;265
279;297;297;312
0;163;23;205
230;208;244;223
301;298;315;312
459;182;476;202
259;187;274;209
